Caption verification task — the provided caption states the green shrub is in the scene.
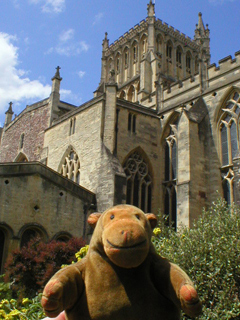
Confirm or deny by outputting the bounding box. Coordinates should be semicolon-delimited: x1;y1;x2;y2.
4;237;86;299
152;199;240;320
0;276;12;302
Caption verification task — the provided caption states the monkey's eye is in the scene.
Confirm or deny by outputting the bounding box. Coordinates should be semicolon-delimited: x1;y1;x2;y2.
135;214;140;220
110;214;115;220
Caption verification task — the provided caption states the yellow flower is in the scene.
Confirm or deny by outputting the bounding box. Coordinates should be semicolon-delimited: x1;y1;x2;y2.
20;309;27;314
7;310;21;319
9;310;20;316
21;298;31;306
0;300;9;305
0;310;6;316
153;228;161;236
75;245;89;261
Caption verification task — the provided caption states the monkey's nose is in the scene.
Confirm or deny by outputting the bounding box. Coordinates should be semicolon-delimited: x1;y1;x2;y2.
121;230;129;243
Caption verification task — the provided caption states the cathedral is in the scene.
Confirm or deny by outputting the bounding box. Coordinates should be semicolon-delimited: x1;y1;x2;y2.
0;0;240;272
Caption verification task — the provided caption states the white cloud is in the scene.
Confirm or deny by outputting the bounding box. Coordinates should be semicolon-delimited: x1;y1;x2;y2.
77;71;86;78
29;0;65;13
59;29;75;42
46;37;89;56
55;41;89;56
92;12;104;26
0;32;51;117
60;89;72;100
45;28;89;57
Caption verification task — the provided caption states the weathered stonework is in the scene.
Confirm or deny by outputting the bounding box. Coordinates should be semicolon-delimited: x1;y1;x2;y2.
0;162;95;272
0;1;240;271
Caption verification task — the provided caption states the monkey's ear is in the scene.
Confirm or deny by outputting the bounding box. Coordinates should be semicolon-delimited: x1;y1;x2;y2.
88;213;102;229
146;213;158;229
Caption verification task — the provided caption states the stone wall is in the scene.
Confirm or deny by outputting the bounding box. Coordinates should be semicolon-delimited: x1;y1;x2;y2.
0;101;51;162
0;162;96;272
44;96;124;212
116;102;161;214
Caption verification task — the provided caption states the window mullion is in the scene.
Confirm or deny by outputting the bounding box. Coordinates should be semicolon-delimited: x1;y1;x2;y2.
227;124;232;164
169;142;173;180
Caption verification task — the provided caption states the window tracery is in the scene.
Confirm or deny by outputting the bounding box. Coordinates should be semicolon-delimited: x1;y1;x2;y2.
219;91;240;204
124;151;152;212
61;150;80;184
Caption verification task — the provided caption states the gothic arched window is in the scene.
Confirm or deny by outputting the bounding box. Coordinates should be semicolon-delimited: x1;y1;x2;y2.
123;151;152;212
124;51;128;69
132;41;138;76
61;149;80;184
156;34;163;58
219;91;240;204
186;51;192;75
133;44;138;63
163;120;178;229
127;85;135;102
166;41;172;63
20;133;24;149
166;40;173;76
140;35;148;58
176;46;182;69
107;58;113;81
195;56;199;74
116;57;120;74
69;117;76;135
128;113;136;133
119;90;126;100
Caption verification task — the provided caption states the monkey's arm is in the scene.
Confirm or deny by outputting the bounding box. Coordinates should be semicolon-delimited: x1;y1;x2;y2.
152;255;202;317
41;262;84;318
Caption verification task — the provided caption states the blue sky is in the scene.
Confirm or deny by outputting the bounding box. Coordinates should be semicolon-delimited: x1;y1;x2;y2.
0;0;239;127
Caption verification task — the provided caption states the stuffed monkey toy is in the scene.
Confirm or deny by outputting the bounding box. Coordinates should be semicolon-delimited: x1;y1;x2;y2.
42;205;202;320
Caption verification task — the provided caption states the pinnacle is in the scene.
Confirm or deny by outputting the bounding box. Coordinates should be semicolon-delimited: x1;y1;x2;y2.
5;102;13;114
52;66;62;81
147;0;155;17
197;12;205;32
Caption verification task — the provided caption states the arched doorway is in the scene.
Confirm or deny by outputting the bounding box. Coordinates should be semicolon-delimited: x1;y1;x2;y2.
20;226;47;248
